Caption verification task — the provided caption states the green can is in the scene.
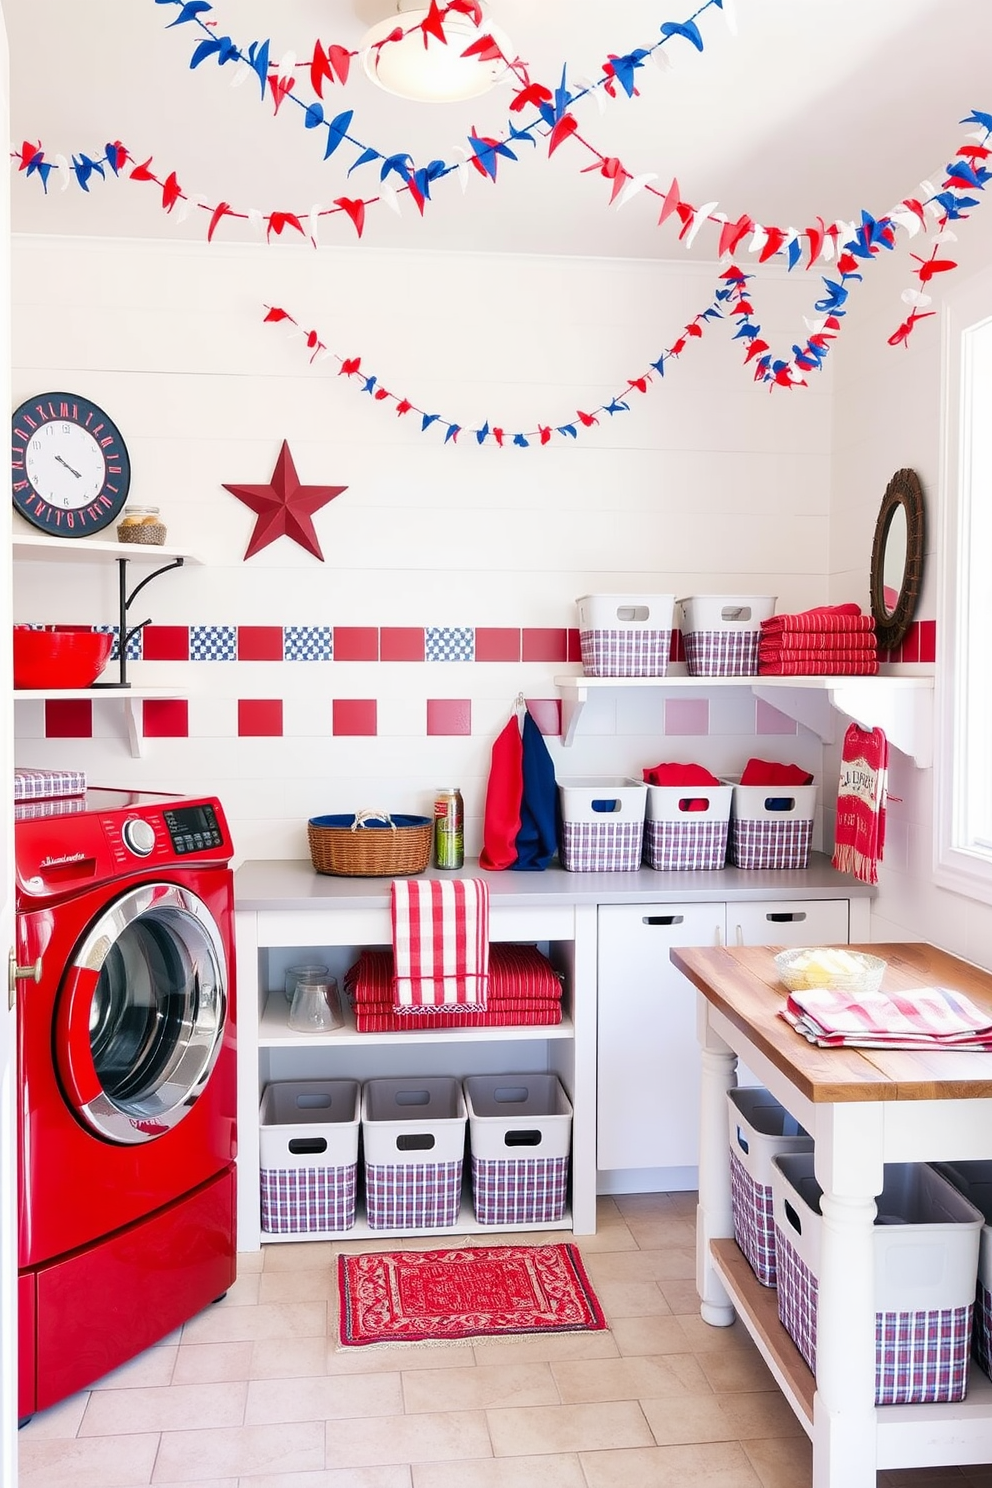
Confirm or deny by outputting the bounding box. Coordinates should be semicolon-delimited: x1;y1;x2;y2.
433;787;464;869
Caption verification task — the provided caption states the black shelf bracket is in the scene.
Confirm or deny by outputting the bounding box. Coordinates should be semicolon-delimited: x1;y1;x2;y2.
91;554;185;689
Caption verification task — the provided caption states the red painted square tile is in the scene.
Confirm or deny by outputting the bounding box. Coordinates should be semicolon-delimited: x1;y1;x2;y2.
525;698;561;736
238;626;283;662
900;623;920;664
427;699;472;736
522;628;568;663
142;626;190;662
45;699;92;738
670;630;686;664
380;628;424;662
142;700;189;738
333;699;378;736
334;627;378;662
238;699;283;737
918;618;936;664
567;628;583;664
475;628;521;663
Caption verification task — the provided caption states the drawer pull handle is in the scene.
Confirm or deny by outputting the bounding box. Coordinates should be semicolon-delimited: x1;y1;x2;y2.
643;915;685;926
766;912;807;923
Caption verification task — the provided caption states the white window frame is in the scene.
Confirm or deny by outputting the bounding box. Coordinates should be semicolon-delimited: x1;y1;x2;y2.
935;263;992;901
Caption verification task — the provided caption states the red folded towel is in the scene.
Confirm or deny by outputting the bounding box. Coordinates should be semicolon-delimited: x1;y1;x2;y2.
761;605;874;635
739;759;814;786
642;762;721;786
758;634;877;654
758;657;879;676
391;878;489;1011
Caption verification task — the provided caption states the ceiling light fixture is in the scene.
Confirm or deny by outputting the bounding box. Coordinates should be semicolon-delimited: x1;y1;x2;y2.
360;1;513;103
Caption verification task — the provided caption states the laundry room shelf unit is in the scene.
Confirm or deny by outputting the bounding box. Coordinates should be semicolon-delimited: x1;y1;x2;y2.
13;532;202;756
553;672;935;767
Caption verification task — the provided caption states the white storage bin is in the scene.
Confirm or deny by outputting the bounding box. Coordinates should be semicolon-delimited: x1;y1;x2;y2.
727;1087;812;1286
362;1076;467;1230
725;777;817;871
772;1153;983;1405
558;777;647;872
643;782;733;871
678;595;777;677
259;1079;361;1235
576;593;675;678
933;1161;992;1382
464;1074;573;1226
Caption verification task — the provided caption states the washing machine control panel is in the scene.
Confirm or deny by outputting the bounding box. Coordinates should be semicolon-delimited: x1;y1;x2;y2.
162;802;226;857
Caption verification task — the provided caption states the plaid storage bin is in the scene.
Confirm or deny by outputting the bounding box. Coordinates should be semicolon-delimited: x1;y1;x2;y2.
727;1086;811;1287
364;1160;464;1230
725;779;817;871
465;1074;572;1226
931;1161;992;1382
259;1080;360;1235
559;778;647;872
576;594;675;678
644;783;733;871
13;767;87;801
772;1153;982;1404
679;595;776;678
362;1076;467;1231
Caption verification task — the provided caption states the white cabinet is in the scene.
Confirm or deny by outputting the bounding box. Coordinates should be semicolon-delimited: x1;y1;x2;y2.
596;898;853;1190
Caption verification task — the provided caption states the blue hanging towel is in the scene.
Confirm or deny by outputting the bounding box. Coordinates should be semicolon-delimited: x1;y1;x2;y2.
512;710;560;871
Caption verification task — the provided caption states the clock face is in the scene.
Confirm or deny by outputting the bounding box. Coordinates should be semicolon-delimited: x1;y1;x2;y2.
11;391;131;536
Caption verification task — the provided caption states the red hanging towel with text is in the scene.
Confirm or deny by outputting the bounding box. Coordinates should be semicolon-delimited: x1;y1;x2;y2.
831;724;888;885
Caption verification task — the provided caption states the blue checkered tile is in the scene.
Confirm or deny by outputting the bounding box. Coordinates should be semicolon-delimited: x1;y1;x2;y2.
284;626;332;661
191;625;237;661
426;627;475;662
95;624;142;662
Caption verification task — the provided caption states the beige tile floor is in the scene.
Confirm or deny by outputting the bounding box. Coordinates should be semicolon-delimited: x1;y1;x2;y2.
17;1192;992;1488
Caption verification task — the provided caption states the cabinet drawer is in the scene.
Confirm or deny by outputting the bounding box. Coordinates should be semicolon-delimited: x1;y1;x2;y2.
728;899;849;949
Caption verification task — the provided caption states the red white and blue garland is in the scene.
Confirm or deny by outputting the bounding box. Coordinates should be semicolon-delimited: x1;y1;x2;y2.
10;1;992;427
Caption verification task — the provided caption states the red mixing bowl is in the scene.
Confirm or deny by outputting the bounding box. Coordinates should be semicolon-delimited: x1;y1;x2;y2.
13;627;114;689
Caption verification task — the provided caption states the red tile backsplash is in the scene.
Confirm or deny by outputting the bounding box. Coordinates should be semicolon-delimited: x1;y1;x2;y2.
334;627;379;662
238;626;283;662
142;626;190;662
142;700;189;738
380;628;425;662
333;699;378;736
44;699;93;738
238;700;283;737
426;699;472;736
522;628;568;663
474;628;520;662
918;619;936;664
525;698;562;736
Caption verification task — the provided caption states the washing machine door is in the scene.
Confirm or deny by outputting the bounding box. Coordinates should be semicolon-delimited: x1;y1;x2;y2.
55;881;228;1144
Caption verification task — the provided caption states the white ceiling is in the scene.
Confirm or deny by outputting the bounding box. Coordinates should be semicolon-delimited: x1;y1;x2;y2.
6;0;992;260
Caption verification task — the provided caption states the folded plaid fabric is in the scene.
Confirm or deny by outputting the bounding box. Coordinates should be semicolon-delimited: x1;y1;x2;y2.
760;605;875;634
781;985;992;1049
391;877;490;1012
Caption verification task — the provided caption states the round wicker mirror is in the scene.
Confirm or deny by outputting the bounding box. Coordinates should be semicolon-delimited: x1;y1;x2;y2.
869;468;925;651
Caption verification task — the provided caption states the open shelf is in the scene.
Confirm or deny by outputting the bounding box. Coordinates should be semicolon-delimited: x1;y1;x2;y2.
258;991;574;1047
554;672;935;766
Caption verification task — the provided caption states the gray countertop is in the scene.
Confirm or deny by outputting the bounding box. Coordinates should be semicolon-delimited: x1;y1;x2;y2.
234;853;875;912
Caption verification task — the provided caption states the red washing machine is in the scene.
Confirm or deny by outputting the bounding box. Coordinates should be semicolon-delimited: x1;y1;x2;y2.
15;788;237;1422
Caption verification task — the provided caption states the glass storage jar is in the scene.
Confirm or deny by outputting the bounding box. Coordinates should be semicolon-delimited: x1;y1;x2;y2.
117;505;167;545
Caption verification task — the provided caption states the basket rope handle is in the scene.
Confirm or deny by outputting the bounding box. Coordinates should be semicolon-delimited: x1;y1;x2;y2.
351;810;396;832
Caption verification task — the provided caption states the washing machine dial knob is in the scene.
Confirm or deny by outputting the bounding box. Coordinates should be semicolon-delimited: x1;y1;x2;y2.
122;817;156;857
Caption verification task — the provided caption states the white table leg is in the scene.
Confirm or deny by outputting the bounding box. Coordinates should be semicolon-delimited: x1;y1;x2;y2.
697;1020;738;1327
812;1106;883;1488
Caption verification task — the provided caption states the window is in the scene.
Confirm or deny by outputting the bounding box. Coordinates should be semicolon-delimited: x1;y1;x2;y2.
936;266;992;898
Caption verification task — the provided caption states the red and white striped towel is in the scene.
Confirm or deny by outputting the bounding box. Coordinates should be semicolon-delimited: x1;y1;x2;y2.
781;985;992;1050
391;877;490;1012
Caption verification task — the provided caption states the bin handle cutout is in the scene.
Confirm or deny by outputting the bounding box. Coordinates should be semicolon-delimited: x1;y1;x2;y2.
288;1137;328;1155
396;1133;436;1151
735;1125;750;1155
591;798;622;814
394;1090;431;1107
678;797;710;813
644;914;685;926
764;796;796;812
492;1086;530;1104
784;1198;803;1235
615;604;649;622
295;1093;334;1110
721;605;752;622
504;1130;543;1148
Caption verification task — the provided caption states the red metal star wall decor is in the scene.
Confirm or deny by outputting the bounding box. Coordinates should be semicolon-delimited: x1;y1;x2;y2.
222;440;348;561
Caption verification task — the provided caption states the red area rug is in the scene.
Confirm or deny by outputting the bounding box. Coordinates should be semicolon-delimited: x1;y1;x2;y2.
338;1242;607;1347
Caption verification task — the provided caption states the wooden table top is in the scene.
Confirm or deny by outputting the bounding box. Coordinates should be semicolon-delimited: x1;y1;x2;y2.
671;942;992;1103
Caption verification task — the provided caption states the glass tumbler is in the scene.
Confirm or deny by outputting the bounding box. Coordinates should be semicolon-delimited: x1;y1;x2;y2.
288;974;343;1034
284;962;329;1002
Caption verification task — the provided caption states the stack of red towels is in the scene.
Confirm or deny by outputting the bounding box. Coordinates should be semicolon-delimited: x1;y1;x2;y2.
344;944;563;1032
758;604;878;676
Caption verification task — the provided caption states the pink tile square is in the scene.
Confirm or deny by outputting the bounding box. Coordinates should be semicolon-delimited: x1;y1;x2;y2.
899;623;920;664
755;698;798;736
427;699;472;736
524;698;561;736
334;627;378;662
238;699;283;737
333;699;377;736
44;699;92;738
918;619;936;664
664;698;709;736
143;626;190;662
566;628;583;663
522;628;568;663
238;626;283;661
475;628;520;662
142;700;189;738
381;627;425;662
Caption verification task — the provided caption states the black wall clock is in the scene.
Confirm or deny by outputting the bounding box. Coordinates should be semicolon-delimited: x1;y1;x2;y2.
11;391;131;536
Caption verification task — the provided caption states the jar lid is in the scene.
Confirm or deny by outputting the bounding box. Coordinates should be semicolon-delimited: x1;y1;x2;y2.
121;505;160;516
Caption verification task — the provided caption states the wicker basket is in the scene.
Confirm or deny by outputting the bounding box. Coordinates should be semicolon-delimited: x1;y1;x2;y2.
307;810;433;877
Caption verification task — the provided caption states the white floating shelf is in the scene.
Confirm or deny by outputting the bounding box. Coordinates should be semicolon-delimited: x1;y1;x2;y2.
13;534;202;564
553;673;935;767
13;687;189;758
